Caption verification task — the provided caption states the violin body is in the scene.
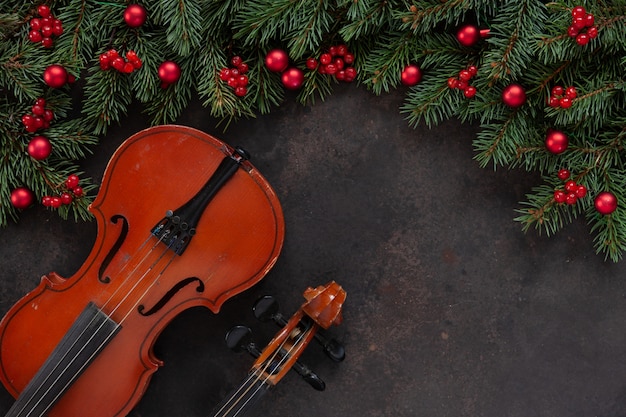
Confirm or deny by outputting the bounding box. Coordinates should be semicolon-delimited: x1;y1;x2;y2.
0;125;285;417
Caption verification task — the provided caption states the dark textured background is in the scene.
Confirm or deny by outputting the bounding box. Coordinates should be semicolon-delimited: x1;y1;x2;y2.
0;84;625;417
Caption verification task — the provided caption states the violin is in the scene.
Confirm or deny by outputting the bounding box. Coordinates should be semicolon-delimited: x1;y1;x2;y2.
0;125;285;417
210;282;346;417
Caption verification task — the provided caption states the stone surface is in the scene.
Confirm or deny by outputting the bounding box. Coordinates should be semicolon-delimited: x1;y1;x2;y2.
0;85;624;417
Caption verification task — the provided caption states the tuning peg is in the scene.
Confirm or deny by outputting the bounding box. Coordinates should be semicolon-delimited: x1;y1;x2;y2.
252;295;285;325
314;332;345;363
225;325;261;358
291;360;325;391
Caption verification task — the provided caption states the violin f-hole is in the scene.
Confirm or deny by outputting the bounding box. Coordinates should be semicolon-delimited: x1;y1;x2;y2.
98;214;129;284
137;277;205;316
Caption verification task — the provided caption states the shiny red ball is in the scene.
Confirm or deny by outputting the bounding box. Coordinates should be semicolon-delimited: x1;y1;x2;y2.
158;61;181;85
502;83;526;107
265;49;289;72
10;187;34;210
400;64;422;86
595;191;618;215
545;130;569;154
456;24;481;47
281;67;304;90
124;4;147;28
43;64;68;88
27;135;52;160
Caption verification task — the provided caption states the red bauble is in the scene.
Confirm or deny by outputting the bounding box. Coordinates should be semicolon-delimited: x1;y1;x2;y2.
400;64;422;86
281;67;304;90
265;49;289;72
27;135;52;160
158;61;181;85
10;187;34;210
594;191;618;215
545;130;569;154
502;83;526;107
124;4;147;28
456;24;490;47
43;64;68;88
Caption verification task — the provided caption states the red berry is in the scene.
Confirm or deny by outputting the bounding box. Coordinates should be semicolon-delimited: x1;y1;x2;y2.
576;33;590;45
573;16;587;30
31;104;45;116
565;86;577;99
335;70;346;81
30;18;41;30
72;186;83;197
29;30;43;43
50;196;62;208
565;180;578;193
456;80;468;90
572;6;586;18
447;77;458;89
65;174;79;190
230;68;239;76
329;46;337;56
584;13;595;27
463;86;477;98
325;64;337;74
587;26;598;38
343;53;354;65
458;70;471;81
320;53;332;65
231;56;243;67
122;62;135;73
554;190;567;203
52;20;63;36
111;57;125;71
344;67;356;82
60;192;73;205
237;62;249;74
237;75;249;87
334;58;344;70
234;86;247;97
557;169;570;180
219;68;231;81
551;85;564;96
566;193;578;205
41;37;54;48
576;185;587;198
37;4;51;18
306;58;318;70
548;96;560;107
41;196;52;207
567;25;579;37
227;77;238;88
43;109;54;122
336;44;348;56
559;97;572;108
467;65;477;76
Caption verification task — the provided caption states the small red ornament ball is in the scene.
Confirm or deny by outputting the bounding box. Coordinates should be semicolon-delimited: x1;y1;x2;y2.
265;49;289;72
27;135;52;160
124;4;147;28
502;83;526;107
43;64;68;88
10;187;34;210
281;67;304;90
400;64;422;86
456;25;489;47
545;130;569;154
158;61;181;85
595;191;618;215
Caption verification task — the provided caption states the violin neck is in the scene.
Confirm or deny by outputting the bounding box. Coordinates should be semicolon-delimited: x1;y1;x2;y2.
209;372;272;417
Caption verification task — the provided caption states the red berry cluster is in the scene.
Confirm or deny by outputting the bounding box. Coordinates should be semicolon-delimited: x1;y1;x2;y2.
41;174;83;209
28;5;63;48
99;50;142;73
568;6;598;46
548;85;577;108
219;56;250;97
553;169;587;205
306;45;357;82
447;65;478;98
21;98;54;133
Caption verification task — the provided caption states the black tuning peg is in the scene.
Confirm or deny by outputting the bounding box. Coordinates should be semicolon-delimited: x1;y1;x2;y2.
253;295;346;362
225;325;261;358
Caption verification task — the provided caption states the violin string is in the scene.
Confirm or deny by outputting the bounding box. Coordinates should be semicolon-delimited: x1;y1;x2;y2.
213;322;312;417
18;234;174;417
